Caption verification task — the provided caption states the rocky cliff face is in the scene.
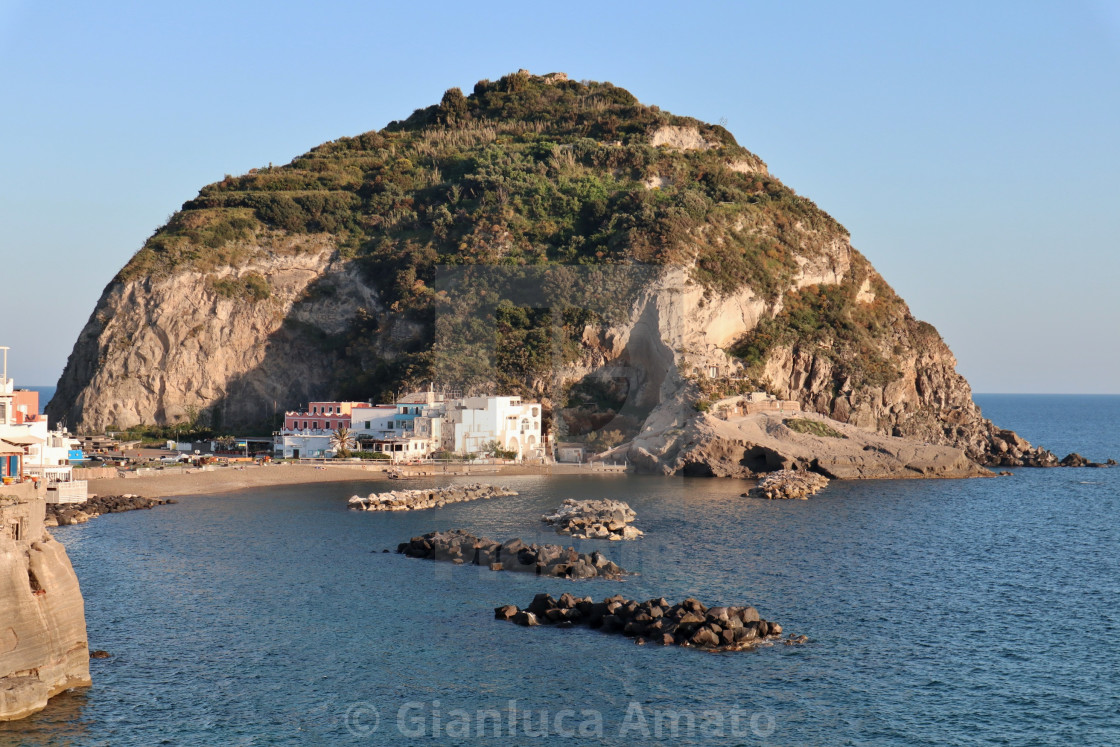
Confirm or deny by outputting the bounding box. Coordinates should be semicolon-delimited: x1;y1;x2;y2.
50;235;395;432
48;71;1050;468
0;485;91;721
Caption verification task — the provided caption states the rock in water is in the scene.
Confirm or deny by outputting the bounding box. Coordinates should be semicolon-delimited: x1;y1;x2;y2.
747;470;829;500
541;499;642;540
349;484;516;511
494;593;800;652
396;529;626;579
45;494;169;526
0;486;91;721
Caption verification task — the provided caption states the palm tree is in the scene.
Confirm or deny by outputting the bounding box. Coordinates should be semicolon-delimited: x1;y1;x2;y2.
330;426;356;458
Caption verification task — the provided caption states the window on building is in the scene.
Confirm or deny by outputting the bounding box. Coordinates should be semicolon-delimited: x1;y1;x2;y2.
313;421;319;430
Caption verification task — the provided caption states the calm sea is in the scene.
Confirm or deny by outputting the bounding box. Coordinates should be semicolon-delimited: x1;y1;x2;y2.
3;395;1117;745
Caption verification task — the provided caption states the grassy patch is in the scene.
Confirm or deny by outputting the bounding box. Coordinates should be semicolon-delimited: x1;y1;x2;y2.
784;418;847;439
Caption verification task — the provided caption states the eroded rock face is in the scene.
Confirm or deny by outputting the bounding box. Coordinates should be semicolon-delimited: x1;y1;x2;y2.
48;236;389;432
630;407;990;479
0;487;91;721
759;343;1056;468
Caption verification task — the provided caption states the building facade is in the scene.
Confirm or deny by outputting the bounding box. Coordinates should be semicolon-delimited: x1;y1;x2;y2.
274;401;370;458
0;349;85;501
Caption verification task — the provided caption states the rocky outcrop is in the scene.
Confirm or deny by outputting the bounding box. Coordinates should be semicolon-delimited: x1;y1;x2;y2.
747;470;829;500
397;530;626;579
48;237;393;432
541;499;642;540
348;484;515;511
631;407;989;479
45;494;173;526
48;72;1053;470
0;487;90;721
1058;453;1114;468
495;593;801;651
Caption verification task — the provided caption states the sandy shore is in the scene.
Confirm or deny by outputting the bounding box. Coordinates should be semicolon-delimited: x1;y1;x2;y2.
87;462;627;499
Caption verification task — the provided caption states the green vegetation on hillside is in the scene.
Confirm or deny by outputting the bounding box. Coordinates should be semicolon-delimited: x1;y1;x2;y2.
730;251;904;391
114;70;852;401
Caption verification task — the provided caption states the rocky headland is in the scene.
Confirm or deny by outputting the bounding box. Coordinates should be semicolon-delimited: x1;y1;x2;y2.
495;593;801;651
541;499;642;540
45;494;173;527
397;529;626;579
631;408;991;479
0;486;91;721
348;484;515;511
46;71;1064;477
747;469;830;500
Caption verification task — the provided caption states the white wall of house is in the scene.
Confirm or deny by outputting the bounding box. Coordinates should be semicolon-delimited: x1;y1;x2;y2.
443;396;542;459
274;434;334;458
350;406;399;437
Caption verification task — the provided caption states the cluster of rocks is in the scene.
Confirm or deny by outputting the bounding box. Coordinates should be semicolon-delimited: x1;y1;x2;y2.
746;470;829;500
397;529;626;579
1059;453;1115;468
46;494;174;526
496;593;805;651
541;499;642;540
348;483;516;511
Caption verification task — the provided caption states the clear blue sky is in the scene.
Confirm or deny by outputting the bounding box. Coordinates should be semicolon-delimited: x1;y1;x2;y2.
2;0;1117;392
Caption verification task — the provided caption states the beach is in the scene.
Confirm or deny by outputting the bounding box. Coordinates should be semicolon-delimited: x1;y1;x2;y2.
86;462;627;498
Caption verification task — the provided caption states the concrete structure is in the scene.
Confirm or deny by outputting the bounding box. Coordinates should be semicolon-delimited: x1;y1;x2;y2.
716;392;802;419
556;442;587;463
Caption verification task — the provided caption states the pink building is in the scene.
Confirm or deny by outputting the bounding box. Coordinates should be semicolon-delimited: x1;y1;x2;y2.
282;401;371;433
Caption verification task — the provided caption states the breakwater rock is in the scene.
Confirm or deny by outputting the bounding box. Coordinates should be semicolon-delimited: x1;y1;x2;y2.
495;593;802;651
1059;453;1115;468
541;499;642;540
746;470;830;500
45;494;174;526
397;530;626;579
349;484;516;511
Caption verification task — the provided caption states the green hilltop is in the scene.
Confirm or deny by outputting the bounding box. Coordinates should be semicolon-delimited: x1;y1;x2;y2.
112;70;909;409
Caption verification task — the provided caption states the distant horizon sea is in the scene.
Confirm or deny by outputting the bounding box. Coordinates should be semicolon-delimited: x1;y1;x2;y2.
1;393;1116;744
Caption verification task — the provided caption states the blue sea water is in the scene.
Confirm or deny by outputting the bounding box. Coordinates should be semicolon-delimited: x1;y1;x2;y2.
2;395;1118;745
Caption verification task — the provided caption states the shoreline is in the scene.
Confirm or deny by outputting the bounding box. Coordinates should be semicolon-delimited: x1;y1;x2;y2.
85;462;630;499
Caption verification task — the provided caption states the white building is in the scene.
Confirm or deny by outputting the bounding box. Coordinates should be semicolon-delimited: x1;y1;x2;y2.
0;347;85;502
442;396;543;460
350;391;447;462
273;387;545;463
